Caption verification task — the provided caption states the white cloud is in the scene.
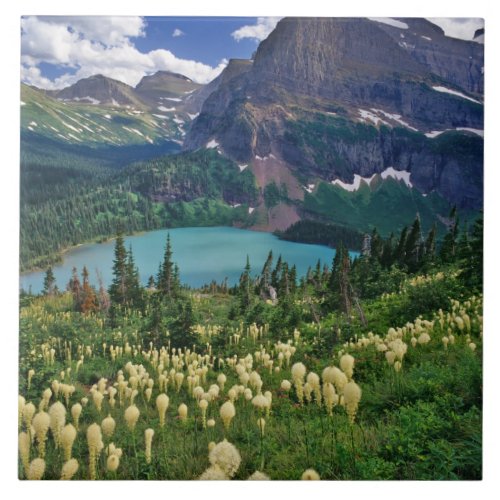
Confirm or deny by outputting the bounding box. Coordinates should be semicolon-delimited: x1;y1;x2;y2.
231;17;282;42
21;16;227;89
426;18;484;41
172;28;185;38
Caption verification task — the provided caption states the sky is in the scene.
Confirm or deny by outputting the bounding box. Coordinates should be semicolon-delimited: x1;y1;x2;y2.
20;16;484;90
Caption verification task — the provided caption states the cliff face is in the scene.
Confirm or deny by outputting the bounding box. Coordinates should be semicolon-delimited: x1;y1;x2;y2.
184;17;483;211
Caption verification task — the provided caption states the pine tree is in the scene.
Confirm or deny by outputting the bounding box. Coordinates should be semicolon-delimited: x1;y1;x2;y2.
394;226;408;265
289;265;297;295
43;267;56;296
157;233;175;297
260;250;273;293
440;206;459;263
109;234;128;306
461;213;483;288
405;216;423;271
381;233;394;268
125;246;142;308
424;224;437;259
271;255;282;289
67;266;82;310
239;255;252;312
96;271;110;313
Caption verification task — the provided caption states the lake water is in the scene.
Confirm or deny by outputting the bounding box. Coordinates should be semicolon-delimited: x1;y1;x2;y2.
20;227;356;294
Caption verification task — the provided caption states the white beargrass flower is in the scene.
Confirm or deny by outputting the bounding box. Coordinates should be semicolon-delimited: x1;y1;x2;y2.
60;424;77;461
301;468;320;480
340;354;355;380
27;458;45;480
248;470;270;480
48;401;66;447
323;382;338;416
198;464;228;480
385;351;396;365
60;458;79;480
101;414;116;438
145;428;154;464
71;403;82;430
178;403;188;422
208;439;241;478
124;405;140;431
19;431;31;474
220;401;236;430
217;373;227;391
106;454;120;473
343;381;362;424
32;411;50;458
86;423;103;480
418;333;431;345
280;379;292;391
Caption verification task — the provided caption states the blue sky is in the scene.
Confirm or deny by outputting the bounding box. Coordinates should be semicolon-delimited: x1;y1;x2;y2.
20;16;483;90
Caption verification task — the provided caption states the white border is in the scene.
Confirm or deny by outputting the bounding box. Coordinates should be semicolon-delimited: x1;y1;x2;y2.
2;1;498;499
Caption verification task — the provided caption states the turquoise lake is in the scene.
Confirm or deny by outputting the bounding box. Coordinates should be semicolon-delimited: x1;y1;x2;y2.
20;227;357;294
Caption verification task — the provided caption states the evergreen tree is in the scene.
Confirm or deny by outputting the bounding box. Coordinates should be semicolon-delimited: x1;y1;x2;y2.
147;275;156;290
289;265;297;295
440;206;459;263
424;224;437;260
260;250;273;293
381;233;394;268
461;213;483;288
239;255;252;312
109;234;128;306
405;216;423;271
67;266;82;310
125;246;142;308
157;233;175;297
96;271;110;313
394;226;408;265
271;255;283;289
43;267;56;296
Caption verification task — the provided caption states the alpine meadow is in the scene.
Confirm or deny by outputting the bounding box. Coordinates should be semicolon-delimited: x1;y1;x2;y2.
19;16;483;481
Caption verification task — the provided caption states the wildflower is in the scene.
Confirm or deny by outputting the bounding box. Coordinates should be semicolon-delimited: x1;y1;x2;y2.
385;351;396;365
60;424;77;461
281;380;291;392
28;369;35;390
48;401;66;447
60;458;79;480
198;465;228;480
411;337;417;347
207;418;216;428
71;403;82;430
106;454;120;472
331;367;348;394
469;342;477;351
87;423;104;480
22;402;36;431
220;401;236;430
394;361;402;373
106;442;123;458
417;333;431;345
208;441;216;452
32;411;50;458
442;337;449;349
252;394;269;412
199;399;209;428
323;382;338;416
39;388;52;411
208;439;241;478
51;380;60;398
301;468;320;480
343;381;362;424
101;415;116;438
291;362;306;404
145;428;154;464
217;373;227;391
340;354;355;380
124;405;140;431
18;396;25;430
248;471;270;480
228;388;237;402
19;432;30;474
178;403;188;422
156;394;169;427
244;388;253;401
27;458;45;480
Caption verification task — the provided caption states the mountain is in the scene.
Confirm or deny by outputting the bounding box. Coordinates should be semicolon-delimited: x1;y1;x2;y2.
49;74;147;108
184;17;483;232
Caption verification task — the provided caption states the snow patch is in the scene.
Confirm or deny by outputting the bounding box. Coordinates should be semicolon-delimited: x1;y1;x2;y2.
371;109;418;131
456;127;484;137
158;106;176;112
104;114;112;120
304;183;316;194
184;89;195;94
20;101;26;106
173;117;185;125
68;133;82;142
188;113;199;120
248;207;255;214
358;109;389;126
153;114;168;119
381;167;412;188
432;86;482;104
72;96;100;105
164;97;182;102
231;203;241;208
368;18;409;29
27;126;34;131
238;164;248;172
332;174;377;192
49;126;59;132
206;139;219;149
29;121;38;127
421;35;432;41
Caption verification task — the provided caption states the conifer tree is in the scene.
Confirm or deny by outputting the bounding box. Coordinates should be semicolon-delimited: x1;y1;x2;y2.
43;267;56;296
157;233;175;297
405;216;423;271
125;246;142;308
239;255;252;312
260;250;273;292
67;267;82;310
109;234;128;306
440;206;459;263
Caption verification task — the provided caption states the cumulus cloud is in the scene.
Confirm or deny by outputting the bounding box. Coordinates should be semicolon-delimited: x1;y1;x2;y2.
426;18;484;41
21;16;227;89
172;28;185;38
231;17;282;42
